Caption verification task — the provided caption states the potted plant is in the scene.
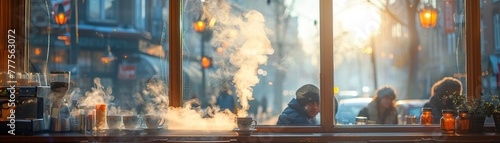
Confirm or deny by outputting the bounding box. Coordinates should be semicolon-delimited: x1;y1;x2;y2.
483;95;500;133
445;94;487;133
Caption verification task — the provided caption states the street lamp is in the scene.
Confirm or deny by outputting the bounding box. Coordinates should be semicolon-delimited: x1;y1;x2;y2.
201;56;212;69
193;21;206;32
418;5;438;28
194;20;209;103
54;3;68;25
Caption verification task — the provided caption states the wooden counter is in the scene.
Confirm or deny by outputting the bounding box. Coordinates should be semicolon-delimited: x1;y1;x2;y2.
1;130;500;143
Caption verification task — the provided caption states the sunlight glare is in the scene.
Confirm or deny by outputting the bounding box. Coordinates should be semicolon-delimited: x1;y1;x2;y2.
338;4;381;40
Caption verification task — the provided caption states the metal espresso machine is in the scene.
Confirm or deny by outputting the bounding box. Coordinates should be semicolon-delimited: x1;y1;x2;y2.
0;72;49;135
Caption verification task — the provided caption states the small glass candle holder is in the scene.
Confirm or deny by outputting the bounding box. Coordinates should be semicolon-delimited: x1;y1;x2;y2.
406;115;417;124
455;110;470;134
16;72;29;86
355;116;367;125
420;108;433;125
441;110;455;134
29;73;41;86
0;72;4;86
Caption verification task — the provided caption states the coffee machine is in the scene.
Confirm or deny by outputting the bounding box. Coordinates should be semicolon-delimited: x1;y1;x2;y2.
0;85;49;135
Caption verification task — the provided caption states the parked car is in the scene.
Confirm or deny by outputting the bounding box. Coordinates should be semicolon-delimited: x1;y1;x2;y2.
335;97;372;125
395;99;428;124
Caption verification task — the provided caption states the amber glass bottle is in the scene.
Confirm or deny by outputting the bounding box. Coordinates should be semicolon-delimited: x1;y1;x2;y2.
455;110;470;134
420;108;433;125
441;110;455;134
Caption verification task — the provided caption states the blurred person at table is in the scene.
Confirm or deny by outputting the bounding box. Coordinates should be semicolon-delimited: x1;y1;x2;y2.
277;84;338;125
248;97;259;119
216;86;236;113
358;86;398;124
423;77;462;123
261;96;268;113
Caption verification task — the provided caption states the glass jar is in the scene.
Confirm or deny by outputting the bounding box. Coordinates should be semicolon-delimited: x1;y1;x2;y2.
355;116;367;125
441;110;455;134
406;115;416;124
420;108;433;125
455;110;470;134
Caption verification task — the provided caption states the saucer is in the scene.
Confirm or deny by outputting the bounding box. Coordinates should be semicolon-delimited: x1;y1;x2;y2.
233;128;256;136
103;129;123;135
124;129;143;135
144;127;164;135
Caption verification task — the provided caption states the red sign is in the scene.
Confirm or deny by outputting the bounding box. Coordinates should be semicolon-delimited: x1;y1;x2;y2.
443;0;455;33
52;0;71;17
119;65;136;79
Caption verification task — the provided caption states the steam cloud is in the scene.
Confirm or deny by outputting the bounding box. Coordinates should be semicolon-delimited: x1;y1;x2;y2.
142;75;169;115
66;0;273;131
79;78;115;107
202;0;273;117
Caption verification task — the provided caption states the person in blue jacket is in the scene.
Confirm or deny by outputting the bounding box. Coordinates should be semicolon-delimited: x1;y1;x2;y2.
277;84;338;125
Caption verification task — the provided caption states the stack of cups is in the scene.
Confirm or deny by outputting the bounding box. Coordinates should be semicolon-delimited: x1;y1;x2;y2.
12;72;47;86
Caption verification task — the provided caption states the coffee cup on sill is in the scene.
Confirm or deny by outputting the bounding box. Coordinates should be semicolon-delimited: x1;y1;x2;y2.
236;117;257;130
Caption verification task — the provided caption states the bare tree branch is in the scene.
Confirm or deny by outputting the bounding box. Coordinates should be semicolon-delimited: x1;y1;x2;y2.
367;0;408;27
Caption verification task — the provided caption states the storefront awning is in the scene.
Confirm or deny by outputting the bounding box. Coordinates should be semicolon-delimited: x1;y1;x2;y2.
138;53;202;85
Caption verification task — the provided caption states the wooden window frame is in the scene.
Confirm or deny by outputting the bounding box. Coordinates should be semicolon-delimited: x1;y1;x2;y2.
2;0;479;134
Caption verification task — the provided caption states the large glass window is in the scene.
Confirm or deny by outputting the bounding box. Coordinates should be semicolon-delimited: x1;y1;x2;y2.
333;0;466;126
26;0;170;126
16;0;482;133
181;0;320;126
481;0;500;124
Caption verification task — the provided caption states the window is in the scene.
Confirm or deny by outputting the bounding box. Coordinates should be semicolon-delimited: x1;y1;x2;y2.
27;0;171;123
331;0;467;126
181;0;320;126
482;1;500;122
87;0;118;23
495;13;500;50
134;0;146;30
16;0;483;134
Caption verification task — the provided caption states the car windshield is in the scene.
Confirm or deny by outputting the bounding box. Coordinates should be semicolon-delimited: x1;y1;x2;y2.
336;98;371;125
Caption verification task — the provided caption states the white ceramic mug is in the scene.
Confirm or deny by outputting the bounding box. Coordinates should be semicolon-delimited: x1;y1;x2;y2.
144;115;165;129
123;115;143;129
106;115;122;129
237;117;257;130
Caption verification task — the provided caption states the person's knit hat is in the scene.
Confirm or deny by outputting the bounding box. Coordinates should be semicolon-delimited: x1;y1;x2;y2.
375;87;396;100
296;84;320;106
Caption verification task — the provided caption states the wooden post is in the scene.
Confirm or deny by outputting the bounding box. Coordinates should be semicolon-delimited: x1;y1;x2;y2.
0;0;25;72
